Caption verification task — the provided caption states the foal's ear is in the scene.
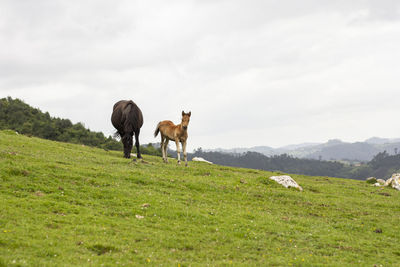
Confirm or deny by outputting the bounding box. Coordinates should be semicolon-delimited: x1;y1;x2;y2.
188;111;191;117
182;111;185;116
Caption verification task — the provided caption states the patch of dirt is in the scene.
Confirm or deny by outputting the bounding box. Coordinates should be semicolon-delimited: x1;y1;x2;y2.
46;223;60;229
308;187;320;193
35;191;44;197
88;244;118;255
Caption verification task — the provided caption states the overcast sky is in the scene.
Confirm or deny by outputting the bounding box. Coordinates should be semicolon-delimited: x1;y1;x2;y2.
1;0;399;151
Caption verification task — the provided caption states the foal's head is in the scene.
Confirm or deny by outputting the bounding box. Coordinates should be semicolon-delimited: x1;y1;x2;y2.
181;111;191;130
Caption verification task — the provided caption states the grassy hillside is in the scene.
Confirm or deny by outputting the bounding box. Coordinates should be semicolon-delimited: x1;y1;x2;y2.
1;130;400;266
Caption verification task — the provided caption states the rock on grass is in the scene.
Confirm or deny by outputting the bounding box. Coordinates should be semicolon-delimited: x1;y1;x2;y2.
269;175;303;191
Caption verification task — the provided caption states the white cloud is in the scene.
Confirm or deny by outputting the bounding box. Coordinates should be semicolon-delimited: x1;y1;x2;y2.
1;0;400;151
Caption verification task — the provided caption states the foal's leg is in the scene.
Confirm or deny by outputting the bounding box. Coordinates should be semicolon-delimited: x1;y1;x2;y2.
175;139;181;164
164;139;169;163
160;136;166;162
182;141;188;167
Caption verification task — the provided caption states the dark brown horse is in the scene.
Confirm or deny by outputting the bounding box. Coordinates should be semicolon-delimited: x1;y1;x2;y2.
111;100;143;159
154;111;191;166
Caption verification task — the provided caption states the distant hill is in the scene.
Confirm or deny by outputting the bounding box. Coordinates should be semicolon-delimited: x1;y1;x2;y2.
191;149;400;180
0;97;161;156
207;146;276;156
208;138;400;162
277;142;322;151
307;142;380;161
0;97;120;150
365;137;400;144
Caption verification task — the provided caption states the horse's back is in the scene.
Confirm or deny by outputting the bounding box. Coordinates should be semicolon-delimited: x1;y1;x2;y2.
157;120;179;139
158;120;175;129
113;100;135;112
111;100;143;131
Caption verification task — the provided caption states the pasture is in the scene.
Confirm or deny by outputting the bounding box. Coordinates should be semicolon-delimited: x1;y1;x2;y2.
1;130;399;266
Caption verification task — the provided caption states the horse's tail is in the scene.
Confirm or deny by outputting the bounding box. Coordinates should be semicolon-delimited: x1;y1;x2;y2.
154;122;160;137
113;131;121;139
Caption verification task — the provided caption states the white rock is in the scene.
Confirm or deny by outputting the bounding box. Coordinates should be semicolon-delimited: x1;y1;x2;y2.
373;182;382;187
269;175;303;191
377;179;385;185
192;157;213;164
385;173;400;190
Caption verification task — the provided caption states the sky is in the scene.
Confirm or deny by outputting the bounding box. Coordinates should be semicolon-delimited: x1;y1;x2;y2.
1;0;400;152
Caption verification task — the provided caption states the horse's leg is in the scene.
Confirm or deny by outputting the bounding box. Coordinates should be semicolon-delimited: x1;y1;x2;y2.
161;136;168;163
123;141;128;158
122;133;133;158
175;139;181;164
160;136;165;162
164;139;169;163
182;141;188;167
134;129;141;159
119;131;126;158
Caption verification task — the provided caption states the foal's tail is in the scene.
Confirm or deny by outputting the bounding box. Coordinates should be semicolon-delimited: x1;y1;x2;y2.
154;122;160;137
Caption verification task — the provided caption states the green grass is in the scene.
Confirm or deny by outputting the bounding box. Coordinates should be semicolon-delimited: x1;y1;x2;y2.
1;130;400;266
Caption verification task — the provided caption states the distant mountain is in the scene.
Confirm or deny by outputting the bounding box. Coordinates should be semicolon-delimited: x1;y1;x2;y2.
208;138;400;162
277;142;322;151
307;141;400;162
206;146;275;155
365;137;400;144
307;142;380;161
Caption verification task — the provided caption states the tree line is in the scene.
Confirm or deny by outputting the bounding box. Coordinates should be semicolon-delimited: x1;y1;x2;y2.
190;149;400;180
0;97;161;156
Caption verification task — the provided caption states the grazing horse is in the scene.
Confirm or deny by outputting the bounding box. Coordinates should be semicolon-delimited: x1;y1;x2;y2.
154;111;191;166
111;100;143;159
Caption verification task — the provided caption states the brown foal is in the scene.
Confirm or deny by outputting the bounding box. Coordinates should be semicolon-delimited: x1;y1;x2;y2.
154;111;191;166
